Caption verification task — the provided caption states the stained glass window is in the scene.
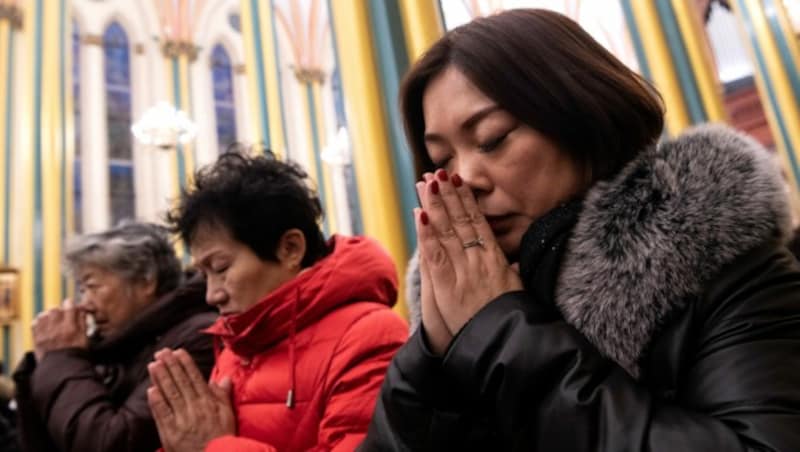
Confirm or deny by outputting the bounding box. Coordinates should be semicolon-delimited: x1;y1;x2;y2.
72;19;82;232
103;22;135;225
211;44;237;153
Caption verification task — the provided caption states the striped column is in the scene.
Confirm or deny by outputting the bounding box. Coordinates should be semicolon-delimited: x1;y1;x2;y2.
620;0;727;135
731;0;800;195
399;0;444;61
9;0;71;356
0;2;19;372
162;43;196;194
366;0;443;253
240;0;287;157
295;70;337;235
329;0;410;316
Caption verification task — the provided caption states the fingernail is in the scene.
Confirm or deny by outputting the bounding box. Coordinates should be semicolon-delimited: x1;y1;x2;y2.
436;169;448;181
430;181;439;195
452;174;463;187
420;211;429;225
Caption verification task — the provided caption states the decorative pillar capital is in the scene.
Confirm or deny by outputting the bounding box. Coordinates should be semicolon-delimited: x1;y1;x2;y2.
81;33;103;46
292;66;326;84
161;40;198;61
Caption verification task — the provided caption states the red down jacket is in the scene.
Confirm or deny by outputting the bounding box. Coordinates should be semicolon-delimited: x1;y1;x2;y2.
203;235;408;452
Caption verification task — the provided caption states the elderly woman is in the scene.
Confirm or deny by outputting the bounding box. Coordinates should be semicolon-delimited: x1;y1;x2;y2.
146;152;407;451
363;9;800;451
13;221;216;452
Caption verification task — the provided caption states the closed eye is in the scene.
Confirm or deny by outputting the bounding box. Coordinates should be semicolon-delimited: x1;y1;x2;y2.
210;265;229;275
478;132;510;153
431;156;452;170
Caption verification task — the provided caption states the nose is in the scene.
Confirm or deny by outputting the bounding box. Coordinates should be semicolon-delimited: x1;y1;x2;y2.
79;295;96;312
452;152;491;195
205;278;227;306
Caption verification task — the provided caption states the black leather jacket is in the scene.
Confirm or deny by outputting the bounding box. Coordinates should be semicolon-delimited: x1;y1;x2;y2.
363;126;800;451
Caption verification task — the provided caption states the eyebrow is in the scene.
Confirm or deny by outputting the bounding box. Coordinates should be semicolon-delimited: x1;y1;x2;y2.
424;105;502;144
191;252;212;269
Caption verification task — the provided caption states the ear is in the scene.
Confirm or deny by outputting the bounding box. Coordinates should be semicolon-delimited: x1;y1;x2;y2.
276;229;307;270
133;277;158;306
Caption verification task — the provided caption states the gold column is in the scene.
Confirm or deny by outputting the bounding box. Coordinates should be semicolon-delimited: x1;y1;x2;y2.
398;0;444;61
329;0;409;315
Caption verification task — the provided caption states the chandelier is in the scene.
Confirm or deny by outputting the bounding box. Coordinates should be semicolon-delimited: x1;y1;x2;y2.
321;127;351;166
131;102;197;150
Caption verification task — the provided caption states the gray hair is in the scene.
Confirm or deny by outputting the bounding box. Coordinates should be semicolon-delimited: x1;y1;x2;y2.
65;221;183;296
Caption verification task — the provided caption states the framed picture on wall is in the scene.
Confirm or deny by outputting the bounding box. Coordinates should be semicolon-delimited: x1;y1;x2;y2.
0;268;19;325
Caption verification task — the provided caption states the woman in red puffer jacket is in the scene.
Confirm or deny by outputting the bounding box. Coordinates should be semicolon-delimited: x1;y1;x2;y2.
146;151;408;452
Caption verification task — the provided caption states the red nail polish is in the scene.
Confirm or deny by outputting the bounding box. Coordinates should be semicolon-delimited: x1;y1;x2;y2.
436;169;448;181
452;174;463;187
420;211;429;225
430;181;439;194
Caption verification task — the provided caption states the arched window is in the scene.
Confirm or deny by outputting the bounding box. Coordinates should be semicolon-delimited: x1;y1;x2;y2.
72;19;82;232
211;44;237;153
103;22;135;225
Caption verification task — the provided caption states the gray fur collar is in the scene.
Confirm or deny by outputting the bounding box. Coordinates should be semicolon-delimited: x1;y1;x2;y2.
405;124;792;378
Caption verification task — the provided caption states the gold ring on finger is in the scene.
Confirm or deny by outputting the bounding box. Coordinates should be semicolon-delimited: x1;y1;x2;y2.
462;236;485;249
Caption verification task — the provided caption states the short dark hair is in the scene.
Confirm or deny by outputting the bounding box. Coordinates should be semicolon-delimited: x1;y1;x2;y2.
401;8;665;182
166;150;328;268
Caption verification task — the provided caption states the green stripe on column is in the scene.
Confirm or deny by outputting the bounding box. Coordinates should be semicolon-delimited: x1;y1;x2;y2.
59;0;67;299
249;0;271;148
33;0;44;314
763;0;800;102
620;0;654;82
172;58;186;189
171;57;190;262
366;0;416;252
2;327;8;375
186;61;196;170
268;0;288;155
655;1;707;123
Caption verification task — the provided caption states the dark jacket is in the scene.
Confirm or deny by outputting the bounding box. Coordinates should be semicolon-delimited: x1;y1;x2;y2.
0;414;19;452
14;275;217;452
363;125;800;451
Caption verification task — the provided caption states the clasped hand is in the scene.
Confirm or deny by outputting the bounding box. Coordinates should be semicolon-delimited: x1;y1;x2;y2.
415;169;522;355
32;299;88;361
147;348;236;452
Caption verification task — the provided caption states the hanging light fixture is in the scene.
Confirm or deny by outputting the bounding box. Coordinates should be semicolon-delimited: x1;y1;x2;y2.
131;101;197;150
321;127;351;166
